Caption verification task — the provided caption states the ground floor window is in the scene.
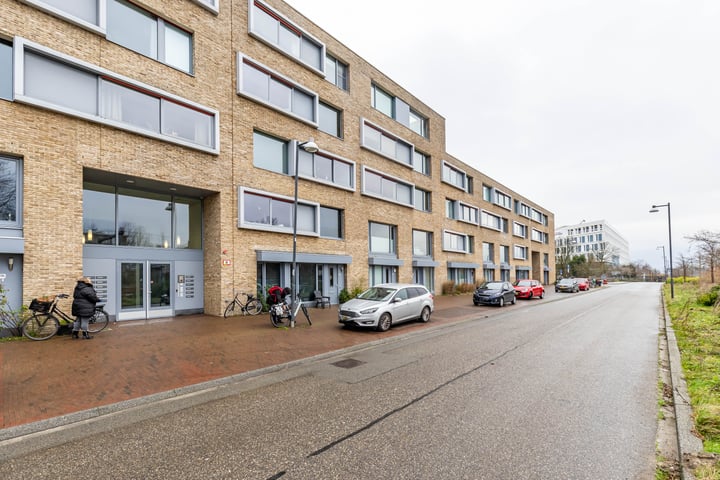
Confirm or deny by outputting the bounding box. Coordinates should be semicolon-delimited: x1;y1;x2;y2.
516;269;530;280
500;269;510;282
483;268;495;282
369;265;397;286
448;268;474;285
412;267;434;293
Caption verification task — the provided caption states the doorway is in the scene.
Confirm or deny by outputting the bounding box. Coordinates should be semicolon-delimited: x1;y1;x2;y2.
118;261;172;320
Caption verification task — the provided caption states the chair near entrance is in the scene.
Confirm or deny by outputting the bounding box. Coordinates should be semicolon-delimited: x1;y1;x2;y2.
313;290;331;308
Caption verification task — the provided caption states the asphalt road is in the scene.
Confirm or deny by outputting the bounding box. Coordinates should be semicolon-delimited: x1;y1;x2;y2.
0;283;659;479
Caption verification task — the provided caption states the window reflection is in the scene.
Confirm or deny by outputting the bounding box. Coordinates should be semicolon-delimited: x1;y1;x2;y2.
83;182;202;249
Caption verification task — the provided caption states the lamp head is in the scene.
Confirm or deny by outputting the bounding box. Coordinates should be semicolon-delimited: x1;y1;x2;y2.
649;208;659;213
299;139;318;153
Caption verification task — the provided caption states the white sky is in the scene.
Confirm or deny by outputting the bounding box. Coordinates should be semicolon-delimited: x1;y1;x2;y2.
286;0;720;271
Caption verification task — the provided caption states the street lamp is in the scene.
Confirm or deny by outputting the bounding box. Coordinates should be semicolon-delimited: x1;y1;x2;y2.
291;138;319;327
649;203;674;298
656;245;667;280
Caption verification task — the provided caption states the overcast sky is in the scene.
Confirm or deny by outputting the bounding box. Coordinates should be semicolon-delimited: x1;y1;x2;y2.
286;0;719;271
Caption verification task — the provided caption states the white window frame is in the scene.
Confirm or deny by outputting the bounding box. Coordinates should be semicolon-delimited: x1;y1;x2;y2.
441;161;468;192
238;186;320;237
493;189;512;210
442;229;471;254
248;0;325;75
14;37;219;154
237;53;318;126
531;228;548;244
361;166;415;208
325;53;348;90
513;244;528;260
360;118;415;166
513;221;528;238
480;210;502;231
297;146;355;192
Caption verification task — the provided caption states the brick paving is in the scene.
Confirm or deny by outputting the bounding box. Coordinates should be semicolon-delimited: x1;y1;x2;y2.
0;294;486;429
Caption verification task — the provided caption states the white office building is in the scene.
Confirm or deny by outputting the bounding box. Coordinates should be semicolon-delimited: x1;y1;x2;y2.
555;220;630;267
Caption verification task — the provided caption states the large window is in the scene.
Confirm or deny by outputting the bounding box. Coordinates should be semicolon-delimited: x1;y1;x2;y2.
513;222;528;238
325;53;348;90
482;242;494;263
83;183;202;249
238;54;317;124
1;39;11;100
298;149;354;189
480;210;501;231
17;39;217;152
532;228;548;244
371;84;428;137
239;188;318;236
441;161;468;192
514;245;528;260
363;168;414;207
0;156;20;225
249;0;324;72
361;120;413;166
369;222;396;255
107;0;192;73
443;230;470;254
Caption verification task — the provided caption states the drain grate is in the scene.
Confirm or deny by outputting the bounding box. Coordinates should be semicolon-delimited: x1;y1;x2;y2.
331;358;365;369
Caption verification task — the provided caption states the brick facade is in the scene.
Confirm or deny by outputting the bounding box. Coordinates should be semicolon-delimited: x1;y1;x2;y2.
0;0;555;318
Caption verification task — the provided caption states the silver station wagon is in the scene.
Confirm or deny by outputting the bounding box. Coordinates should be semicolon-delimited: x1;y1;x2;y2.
338;283;434;332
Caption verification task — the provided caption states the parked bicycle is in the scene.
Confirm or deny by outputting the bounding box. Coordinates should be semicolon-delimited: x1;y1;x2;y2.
270;294;311;328
223;292;263;318
22;294;110;341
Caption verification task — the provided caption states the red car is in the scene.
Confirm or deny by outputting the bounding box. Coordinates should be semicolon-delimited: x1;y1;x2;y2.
576;278;590;291
513;279;545;299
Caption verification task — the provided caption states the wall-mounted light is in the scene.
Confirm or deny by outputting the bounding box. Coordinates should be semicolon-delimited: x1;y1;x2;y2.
87;229;93;242
163;239;169;249
8;257;14;271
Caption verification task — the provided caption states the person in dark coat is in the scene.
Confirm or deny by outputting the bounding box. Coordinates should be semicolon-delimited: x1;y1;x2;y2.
72;276;99;340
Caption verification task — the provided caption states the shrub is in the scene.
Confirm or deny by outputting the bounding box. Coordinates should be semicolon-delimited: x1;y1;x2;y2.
441;281;456;295
697;285;720;307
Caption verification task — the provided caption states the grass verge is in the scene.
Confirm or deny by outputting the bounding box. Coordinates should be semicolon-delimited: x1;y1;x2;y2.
665;282;720;479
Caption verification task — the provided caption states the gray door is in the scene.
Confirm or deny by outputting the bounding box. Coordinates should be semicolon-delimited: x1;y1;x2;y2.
118;261;172;320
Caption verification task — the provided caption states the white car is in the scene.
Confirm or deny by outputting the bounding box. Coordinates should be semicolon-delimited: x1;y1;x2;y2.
338;283;434;332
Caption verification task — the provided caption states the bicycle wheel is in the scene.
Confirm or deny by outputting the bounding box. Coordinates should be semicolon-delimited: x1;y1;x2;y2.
87;309;109;333
246;299;262;315
223;301;237;318
22;313;60;340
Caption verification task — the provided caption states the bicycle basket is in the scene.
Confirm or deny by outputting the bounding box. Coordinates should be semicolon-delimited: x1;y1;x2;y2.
29;298;52;313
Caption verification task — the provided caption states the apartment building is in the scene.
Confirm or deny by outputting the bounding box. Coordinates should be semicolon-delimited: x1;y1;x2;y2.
555;220;630;268
0;0;555;320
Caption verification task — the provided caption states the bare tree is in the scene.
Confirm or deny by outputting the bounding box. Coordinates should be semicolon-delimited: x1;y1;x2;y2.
686;230;720;283
676;253;693;282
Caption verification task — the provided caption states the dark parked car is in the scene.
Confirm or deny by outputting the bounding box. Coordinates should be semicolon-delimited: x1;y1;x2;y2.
513;279;545;299
473;281;517;307
338;283;434;332
555;278;579;293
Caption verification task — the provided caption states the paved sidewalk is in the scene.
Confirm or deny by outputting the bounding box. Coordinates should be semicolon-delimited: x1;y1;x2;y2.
0;293;488;432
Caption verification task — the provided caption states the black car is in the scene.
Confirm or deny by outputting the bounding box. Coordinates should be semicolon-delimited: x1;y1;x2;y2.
473;281;517;307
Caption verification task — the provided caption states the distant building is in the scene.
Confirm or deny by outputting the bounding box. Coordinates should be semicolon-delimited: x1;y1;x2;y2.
555;220;630;269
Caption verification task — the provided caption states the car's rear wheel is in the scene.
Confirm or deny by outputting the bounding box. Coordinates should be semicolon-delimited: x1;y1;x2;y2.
376;312;392;332
498;297;505;307
419;306;431;323
539;290;544;299
510;295;516;305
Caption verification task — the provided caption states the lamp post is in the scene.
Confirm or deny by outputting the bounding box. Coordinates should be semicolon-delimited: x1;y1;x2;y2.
649;203;674;298
656;245;667;280
291;138;319;327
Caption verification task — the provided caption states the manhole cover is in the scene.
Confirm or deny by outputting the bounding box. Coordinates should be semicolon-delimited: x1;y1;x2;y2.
331;358;365;369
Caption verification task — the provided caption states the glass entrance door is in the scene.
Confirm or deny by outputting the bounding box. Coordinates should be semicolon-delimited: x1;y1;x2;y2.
118;261;172;320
